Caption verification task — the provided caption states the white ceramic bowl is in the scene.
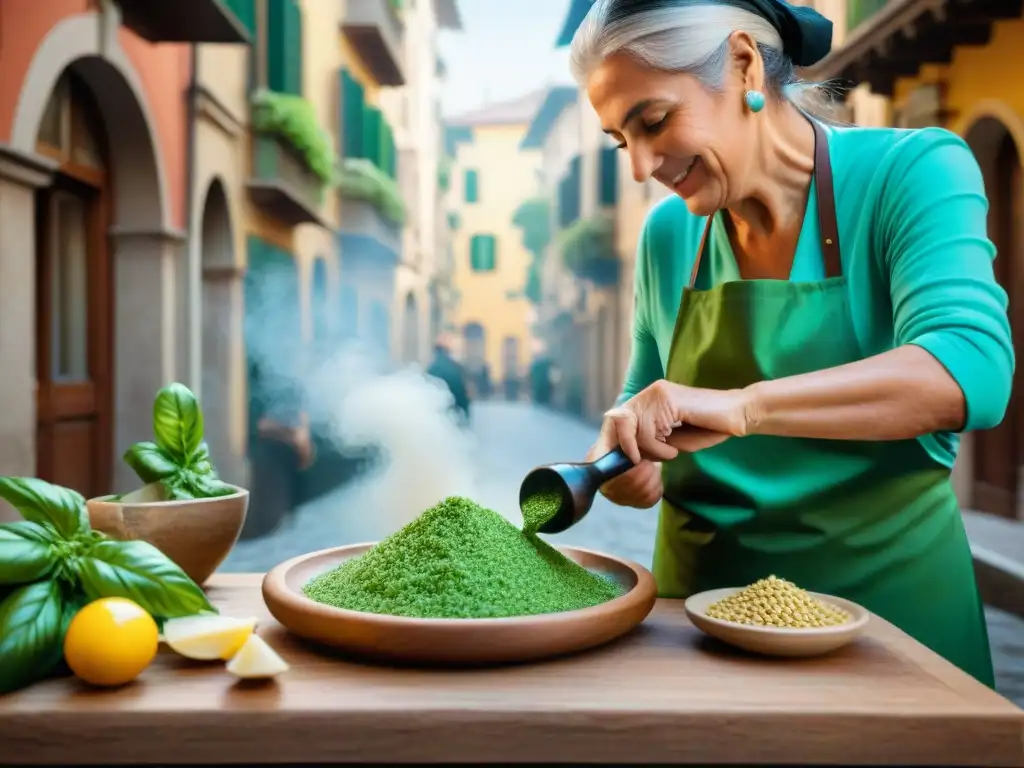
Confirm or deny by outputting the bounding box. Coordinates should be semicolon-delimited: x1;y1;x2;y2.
684;587;870;658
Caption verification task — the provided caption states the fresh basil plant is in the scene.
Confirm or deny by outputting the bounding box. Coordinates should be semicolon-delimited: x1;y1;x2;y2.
0;476;216;694
123;382;236;501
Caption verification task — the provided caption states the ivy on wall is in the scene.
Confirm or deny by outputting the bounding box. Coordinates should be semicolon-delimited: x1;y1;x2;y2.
557;215;619;285
512;197;553;305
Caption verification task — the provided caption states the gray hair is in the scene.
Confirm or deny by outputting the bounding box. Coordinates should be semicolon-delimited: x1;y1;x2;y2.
569;1;838;121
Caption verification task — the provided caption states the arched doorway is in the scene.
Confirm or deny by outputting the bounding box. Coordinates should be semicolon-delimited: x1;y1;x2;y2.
966;116;1023;520
33;69;112;499
199;179;236;483
402;291;419;364
13;24;169;495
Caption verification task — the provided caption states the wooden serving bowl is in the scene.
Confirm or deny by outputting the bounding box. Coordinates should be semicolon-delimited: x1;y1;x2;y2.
685;587;871;658
87;485;249;586
262;543;657;666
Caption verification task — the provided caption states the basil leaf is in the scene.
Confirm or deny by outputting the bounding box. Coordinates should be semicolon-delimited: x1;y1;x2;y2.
152;383;204;464
0;522;59;585
190;441;214;475
75;539;216;618
0;477;88;539
52;587;89;678
160;472;195;501
0;580;64;694
191;474;237;499
123;441;180;484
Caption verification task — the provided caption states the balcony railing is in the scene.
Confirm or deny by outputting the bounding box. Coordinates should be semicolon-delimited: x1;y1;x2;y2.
116;0;249;43
247;134;324;226
341;0;405;86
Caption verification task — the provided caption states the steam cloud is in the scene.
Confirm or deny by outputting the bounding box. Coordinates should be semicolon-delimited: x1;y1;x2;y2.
236;262;483;544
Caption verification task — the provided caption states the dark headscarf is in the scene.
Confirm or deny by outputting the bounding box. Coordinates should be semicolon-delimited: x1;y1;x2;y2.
604;0;833;67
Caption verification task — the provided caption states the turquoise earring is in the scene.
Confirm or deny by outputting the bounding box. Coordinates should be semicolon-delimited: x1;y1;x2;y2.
744;89;766;113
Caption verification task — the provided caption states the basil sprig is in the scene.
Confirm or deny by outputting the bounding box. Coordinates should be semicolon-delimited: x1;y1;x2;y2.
123;383;236;501
0;477;216;695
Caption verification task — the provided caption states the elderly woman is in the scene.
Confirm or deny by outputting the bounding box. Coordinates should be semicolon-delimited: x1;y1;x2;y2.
573;0;1013;685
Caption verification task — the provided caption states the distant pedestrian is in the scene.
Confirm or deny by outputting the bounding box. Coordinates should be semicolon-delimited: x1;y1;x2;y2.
426;336;471;425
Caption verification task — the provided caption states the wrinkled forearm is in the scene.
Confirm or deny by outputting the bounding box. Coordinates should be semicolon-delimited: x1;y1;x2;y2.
744;345;966;440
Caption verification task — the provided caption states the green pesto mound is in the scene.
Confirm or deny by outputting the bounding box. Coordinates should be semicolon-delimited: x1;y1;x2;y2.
302;496;623;619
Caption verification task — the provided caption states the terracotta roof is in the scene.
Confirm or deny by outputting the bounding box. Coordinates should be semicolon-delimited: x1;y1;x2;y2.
446;89;550;127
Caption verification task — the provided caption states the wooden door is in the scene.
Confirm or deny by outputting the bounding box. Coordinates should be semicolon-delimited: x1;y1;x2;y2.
34;174;112;500
973;133;1023;519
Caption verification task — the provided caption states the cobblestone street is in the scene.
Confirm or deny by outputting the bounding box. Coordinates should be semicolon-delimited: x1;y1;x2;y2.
221;400;1023;707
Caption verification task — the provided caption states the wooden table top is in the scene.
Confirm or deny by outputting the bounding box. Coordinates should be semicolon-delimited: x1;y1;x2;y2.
1;573;1022;766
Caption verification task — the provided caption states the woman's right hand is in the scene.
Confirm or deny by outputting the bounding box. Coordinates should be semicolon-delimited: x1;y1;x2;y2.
585;419;663;509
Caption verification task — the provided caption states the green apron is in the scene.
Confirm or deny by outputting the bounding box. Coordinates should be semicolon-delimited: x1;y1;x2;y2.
653;120;994;686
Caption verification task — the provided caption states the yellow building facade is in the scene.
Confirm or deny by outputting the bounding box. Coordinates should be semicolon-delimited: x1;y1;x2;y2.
446;92;545;395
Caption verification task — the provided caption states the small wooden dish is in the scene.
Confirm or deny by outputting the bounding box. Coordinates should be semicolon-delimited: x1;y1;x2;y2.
685;587;870;658
262;543;657;666
87;485;248;586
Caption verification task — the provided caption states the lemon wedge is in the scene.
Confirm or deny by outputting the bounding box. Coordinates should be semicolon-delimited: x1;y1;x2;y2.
163;614;258;661
226;634;289;679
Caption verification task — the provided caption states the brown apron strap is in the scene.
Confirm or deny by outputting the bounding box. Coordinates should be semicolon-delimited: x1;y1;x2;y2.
687;118;842;288
812;120;842;279
688;215;715;288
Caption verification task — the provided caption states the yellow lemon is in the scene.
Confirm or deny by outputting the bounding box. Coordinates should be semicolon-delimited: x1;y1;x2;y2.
64;597;159;687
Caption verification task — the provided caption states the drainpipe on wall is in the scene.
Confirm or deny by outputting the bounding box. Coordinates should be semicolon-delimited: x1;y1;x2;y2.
184;43;201;397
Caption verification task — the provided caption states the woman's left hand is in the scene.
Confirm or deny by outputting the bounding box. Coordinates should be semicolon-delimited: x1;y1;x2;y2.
606;380;753;464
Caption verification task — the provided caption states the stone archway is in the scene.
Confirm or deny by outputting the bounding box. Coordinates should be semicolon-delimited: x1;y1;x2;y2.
7;13;171;494
198;179;242;484
402;291;419;364
964;115;1024;520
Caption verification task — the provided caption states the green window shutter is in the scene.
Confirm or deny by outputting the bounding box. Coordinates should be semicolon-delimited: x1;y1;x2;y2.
599;147;618;207
285;0;303;95
339;69;365;158
464;169;479;203
266;0;284;91
225;0;256;34
267;0;302;95
363;106;383;167
487;236;497;270
470;235;497;272
380;118;396;178
470;236;481;270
